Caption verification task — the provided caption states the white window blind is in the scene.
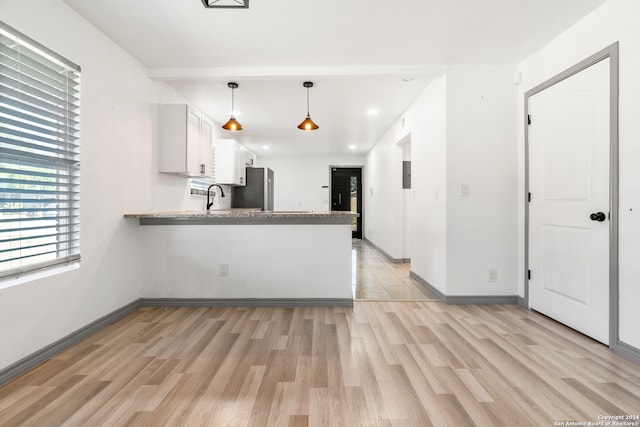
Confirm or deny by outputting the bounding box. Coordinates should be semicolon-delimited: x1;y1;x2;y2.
0;22;81;279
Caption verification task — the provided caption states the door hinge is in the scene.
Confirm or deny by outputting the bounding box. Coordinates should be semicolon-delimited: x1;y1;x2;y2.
528;270;531;280
528;192;531;203
527;114;532;125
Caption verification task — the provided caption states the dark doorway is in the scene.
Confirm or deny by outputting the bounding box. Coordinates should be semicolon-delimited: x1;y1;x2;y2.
331;167;362;239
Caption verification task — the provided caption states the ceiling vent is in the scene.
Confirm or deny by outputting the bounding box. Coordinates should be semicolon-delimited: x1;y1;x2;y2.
201;0;249;8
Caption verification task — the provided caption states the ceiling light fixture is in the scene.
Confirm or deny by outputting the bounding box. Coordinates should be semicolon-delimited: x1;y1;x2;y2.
222;82;243;131
297;81;319;131
201;0;249;9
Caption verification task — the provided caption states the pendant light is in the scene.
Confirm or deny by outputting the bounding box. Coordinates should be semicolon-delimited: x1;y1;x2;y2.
297;81;319;131
222;82;243;131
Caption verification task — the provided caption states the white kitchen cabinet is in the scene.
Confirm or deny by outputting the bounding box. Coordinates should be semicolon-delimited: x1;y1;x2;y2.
215;139;255;185
200;118;213;177
244;149;257;167
159;104;213;178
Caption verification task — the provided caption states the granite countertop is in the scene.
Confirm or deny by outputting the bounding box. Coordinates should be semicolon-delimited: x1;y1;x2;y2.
124;209;357;219
124;209;358;225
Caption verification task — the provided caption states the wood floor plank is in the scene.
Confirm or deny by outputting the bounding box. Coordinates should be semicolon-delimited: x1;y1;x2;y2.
1;300;639;426
0;386;54;421
136;372;200;427
1;375;84;427
18;378;110;427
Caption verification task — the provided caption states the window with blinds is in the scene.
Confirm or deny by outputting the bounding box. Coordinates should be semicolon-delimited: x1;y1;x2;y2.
0;22;81;279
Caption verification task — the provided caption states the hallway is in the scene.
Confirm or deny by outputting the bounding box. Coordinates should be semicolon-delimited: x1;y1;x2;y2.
352;240;439;301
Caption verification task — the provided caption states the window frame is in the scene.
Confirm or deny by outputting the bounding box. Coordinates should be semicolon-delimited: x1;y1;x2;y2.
0;21;81;280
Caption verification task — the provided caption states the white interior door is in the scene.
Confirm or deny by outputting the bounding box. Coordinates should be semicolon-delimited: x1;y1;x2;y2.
528;59;610;345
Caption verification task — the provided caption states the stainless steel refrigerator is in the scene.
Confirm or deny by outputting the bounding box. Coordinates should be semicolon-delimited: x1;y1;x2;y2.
231;167;274;211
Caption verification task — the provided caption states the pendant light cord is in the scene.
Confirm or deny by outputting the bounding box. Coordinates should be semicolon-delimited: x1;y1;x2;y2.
231;87;235;115
306;86;310;116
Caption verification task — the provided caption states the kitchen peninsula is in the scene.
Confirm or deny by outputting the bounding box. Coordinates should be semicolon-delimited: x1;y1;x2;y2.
124;210;356;306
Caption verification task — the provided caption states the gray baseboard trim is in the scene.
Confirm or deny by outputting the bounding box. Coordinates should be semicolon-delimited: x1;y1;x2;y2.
0;299;141;387
409;271;446;301
444;295;519;305
140;298;354;308
409;271;519;305
613;340;640;365
363;238;404;263
517;296;528;308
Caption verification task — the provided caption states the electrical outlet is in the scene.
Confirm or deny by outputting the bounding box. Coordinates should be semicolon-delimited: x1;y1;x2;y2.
461;184;470;197
219;264;229;277
488;269;497;282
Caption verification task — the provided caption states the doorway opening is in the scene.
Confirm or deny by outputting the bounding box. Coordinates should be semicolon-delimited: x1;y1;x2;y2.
330;167;362;239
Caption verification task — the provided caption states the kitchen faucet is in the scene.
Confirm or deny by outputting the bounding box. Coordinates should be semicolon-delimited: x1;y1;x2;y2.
206;184;225;210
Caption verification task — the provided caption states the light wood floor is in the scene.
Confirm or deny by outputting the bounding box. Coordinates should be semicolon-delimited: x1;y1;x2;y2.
352;240;438;301
1;302;638;426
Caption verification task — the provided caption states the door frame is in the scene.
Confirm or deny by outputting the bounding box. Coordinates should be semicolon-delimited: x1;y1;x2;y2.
329;165;364;239
524;42;619;349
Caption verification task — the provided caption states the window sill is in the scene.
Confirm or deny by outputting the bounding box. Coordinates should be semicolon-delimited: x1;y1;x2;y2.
0;263;80;290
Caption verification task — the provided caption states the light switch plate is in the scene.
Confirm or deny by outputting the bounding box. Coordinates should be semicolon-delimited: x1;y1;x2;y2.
219;264;229;277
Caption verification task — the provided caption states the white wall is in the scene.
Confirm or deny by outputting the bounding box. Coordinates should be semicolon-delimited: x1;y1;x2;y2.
0;0;202;370
365;68;518;297
363;125;405;259
401;138;412;260
446;66;518;296
409;76;449;293
517;0;640;349
258;156;364;212
365;75;449;289
140;224;352;299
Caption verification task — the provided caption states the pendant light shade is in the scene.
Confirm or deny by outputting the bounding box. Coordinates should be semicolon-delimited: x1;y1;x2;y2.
222;117;242;131
298;115;319;131
297;81;319;131
222;82;243;131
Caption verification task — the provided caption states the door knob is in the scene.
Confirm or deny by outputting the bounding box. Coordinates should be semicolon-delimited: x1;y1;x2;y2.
590;212;606;222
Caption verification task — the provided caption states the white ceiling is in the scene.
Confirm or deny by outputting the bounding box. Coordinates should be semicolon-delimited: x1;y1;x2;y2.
63;0;607;157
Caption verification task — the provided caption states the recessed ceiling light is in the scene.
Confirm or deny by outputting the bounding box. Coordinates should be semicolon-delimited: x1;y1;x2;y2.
367;109;379;116
262;145;270;149
349;145;357;150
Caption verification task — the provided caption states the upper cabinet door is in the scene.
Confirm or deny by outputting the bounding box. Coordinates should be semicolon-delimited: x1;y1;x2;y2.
186;108;202;176
200;118;213;178
215;139;255;186
159;104;213;178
